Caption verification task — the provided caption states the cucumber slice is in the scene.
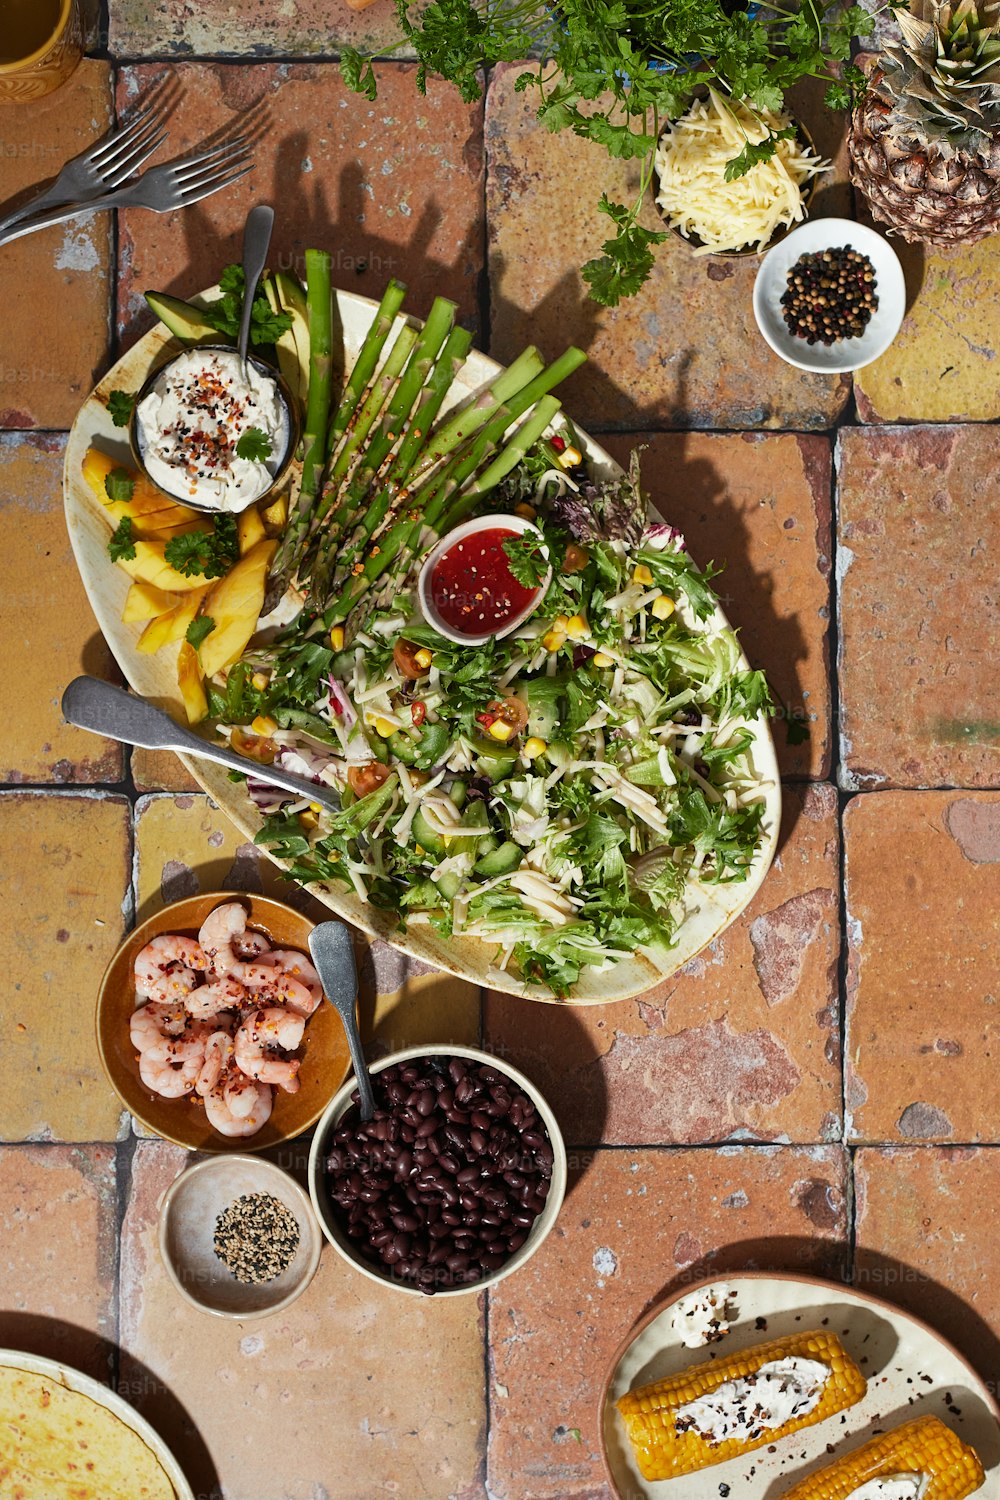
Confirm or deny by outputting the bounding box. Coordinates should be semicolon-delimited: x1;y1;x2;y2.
472;735;517;781
387;731;419;766
474;841;524;878
434;870;463;900
412;807;445;858
449;781;468;811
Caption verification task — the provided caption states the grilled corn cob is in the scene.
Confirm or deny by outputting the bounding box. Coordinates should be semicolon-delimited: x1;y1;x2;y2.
617;1329;867;1481
777;1414;984;1500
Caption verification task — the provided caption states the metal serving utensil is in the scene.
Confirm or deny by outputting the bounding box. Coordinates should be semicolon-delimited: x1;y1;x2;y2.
308;922;375;1123
61;676;342;813
236;204;274;371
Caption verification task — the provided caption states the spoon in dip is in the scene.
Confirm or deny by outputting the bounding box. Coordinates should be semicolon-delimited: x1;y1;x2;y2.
237;203;275;375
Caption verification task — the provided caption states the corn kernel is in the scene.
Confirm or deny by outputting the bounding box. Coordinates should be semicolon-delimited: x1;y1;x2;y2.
514;503;536;521
542;628;567;652
329;625;345;650
251;715;277;736
632;564;654;586
374;717;396;738
488;719;515;742
593;651;615;668
414;647;433;669
299;808;319;829
557;444;582;468
309;802;323;815
652;594;675;621
565;614;589;640
523;737;547;759
251;671;270;691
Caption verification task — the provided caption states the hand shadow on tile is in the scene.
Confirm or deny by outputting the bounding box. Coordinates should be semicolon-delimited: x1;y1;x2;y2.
0;1312;221;1500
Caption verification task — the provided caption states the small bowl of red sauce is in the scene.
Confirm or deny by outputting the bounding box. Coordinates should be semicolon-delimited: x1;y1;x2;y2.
417;514;551;644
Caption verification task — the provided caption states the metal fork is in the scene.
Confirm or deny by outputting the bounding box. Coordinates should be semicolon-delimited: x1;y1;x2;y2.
0;135;253;248
0;101;169;239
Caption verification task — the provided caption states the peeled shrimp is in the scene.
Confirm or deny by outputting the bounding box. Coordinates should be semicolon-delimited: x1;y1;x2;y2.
242;966;317;1018
232;928;270;961
234;1007;305;1093
247;950;324;1017
129;1000;191;1053
195;1029;236;1097
139;1049;202;1099
203;1075;273;1137
184;976;248;1019
222;1065;267;1119
134;934;207;997
198;903;276;982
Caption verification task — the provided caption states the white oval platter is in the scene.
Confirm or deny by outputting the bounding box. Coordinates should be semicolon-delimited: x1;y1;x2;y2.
64;285;781;1004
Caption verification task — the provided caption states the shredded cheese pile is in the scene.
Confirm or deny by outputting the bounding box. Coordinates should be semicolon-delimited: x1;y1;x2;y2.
654;88;828;255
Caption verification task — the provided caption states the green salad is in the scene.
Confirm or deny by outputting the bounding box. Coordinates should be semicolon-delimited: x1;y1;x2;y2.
211;443;774;996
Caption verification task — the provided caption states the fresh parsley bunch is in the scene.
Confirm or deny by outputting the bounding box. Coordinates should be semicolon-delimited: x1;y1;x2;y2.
342;0;871;303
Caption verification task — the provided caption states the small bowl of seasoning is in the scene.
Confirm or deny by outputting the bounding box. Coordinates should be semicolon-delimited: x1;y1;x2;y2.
307;1045;568;1297
417;514;552;645
129;344;300;515
158;1154;322;1318
752;217;905;373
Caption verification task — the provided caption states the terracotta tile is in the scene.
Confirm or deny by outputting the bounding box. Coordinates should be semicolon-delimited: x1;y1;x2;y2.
844;790;1000;1144
134;792;479;1047
485;784;842;1146
0;61;112;429
120;1140;487;1500
837;425;1000;789
0;1144;116;1380
130;747;201;794
109;0;412;59
115;62;485;346
0;793;129;1142
602;431;832;779
486;65;851;432
855;1147;1000;1383
855;237;1000;424
0;434;122;785
488;1145;849;1499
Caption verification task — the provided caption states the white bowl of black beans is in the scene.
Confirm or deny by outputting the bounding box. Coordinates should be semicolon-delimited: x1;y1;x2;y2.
307;1046;568;1296
752;217;906;373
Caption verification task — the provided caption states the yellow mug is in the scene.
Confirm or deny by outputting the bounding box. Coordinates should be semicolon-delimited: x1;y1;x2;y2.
0;0;83;103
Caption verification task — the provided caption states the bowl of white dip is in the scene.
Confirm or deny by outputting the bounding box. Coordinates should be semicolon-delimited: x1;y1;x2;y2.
129;344;298;514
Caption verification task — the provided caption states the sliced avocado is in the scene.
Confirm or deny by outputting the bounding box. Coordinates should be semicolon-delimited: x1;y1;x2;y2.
265;274;310;404
474;841;523;878
145;290;217;343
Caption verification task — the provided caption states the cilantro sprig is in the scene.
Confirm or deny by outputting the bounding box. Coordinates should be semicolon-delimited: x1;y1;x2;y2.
164;515;239;579
107;516;137;562
106;390;136;427
236;426;273;463
202;265;292;346
104;468;135;504
502;532;548;589
186;616;216;650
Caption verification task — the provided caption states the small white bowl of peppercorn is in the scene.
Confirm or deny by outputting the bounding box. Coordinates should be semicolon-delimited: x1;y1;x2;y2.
752;217;906;373
158;1154;322;1318
307;1045;568;1297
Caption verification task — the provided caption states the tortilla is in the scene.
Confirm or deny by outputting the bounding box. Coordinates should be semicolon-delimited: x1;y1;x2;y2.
0;1365;176;1499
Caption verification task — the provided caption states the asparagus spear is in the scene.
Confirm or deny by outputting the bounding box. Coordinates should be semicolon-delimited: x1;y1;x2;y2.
406;346;544;485
326;277;407;455
271;250;332;584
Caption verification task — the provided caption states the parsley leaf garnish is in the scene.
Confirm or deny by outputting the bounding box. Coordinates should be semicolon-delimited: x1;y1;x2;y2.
582;196;667;308
236;426;273;463
502;532;548;588
185;616;216;650
107;516;137;562
104;467;135;504
202;264;292;346
164;515;239;579
106;390;136;427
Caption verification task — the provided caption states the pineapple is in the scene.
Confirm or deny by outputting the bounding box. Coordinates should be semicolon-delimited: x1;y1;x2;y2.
849;0;1000;245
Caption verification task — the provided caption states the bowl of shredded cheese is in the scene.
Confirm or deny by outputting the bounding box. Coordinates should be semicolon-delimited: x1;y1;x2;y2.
653;88;828;258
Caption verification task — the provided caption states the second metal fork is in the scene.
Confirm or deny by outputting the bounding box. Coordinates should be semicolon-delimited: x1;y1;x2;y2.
0;101;169;239
0;134;253;248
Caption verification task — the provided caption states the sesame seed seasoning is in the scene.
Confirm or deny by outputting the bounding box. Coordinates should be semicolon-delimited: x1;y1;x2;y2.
213;1192;301;1284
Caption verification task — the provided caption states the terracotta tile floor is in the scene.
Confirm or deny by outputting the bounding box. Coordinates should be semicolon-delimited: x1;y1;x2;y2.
0;19;998;1500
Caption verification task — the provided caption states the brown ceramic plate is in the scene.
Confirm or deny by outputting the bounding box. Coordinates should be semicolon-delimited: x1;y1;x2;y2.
96;891;351;1153
598;1270;1000;1499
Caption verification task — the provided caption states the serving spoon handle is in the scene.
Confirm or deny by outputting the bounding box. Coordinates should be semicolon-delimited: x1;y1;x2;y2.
308;922;375;1124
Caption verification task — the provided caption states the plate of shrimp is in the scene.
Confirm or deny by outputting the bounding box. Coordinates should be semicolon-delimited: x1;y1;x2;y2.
97;892;352;1152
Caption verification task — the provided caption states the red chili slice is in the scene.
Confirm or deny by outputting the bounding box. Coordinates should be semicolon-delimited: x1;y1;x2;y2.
411;701;426;727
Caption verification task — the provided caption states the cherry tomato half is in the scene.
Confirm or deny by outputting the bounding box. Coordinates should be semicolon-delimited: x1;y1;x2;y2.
564;543;590;573
347;762;394;798
393;639;430;679
488;696;529;736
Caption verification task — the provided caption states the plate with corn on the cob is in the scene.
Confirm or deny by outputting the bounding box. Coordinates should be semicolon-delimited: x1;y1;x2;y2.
600;1272;1000;1500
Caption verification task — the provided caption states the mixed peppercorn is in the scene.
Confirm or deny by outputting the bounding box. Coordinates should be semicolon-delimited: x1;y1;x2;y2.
780;247;878;345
